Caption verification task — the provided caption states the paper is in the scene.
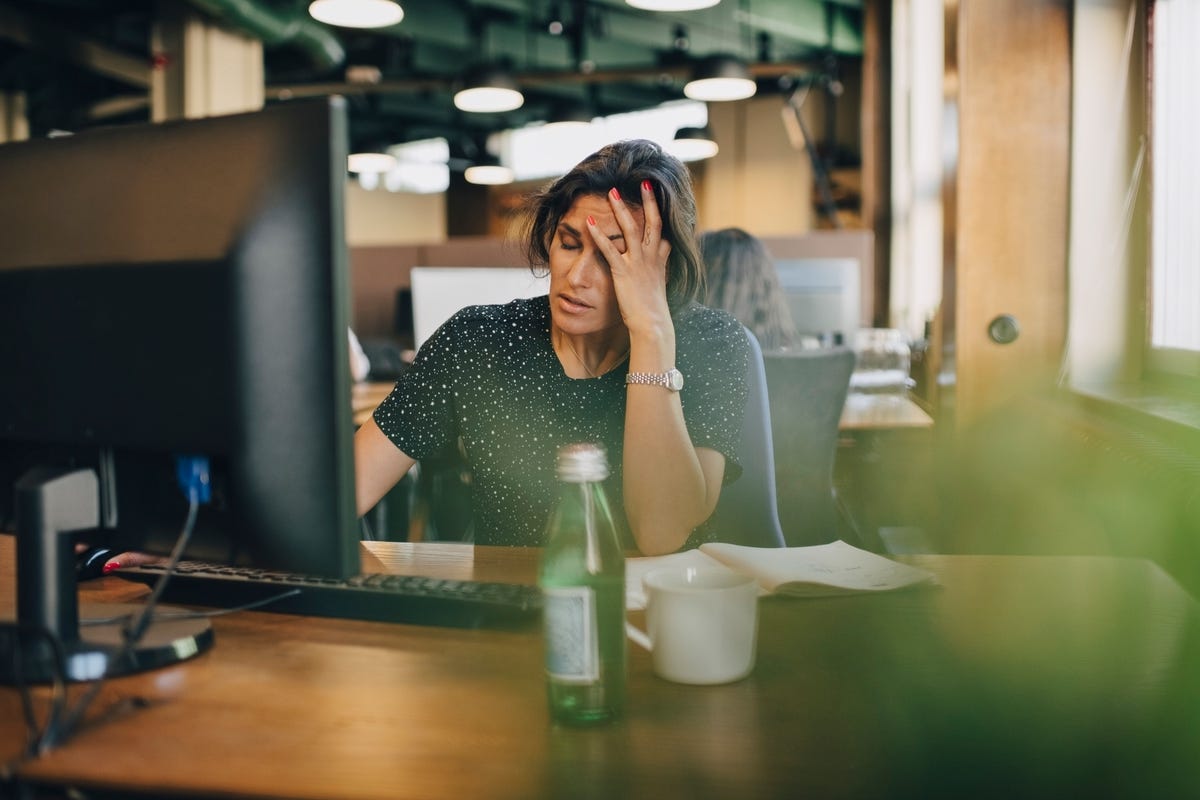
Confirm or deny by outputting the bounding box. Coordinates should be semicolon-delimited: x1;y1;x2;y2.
625;540;936;610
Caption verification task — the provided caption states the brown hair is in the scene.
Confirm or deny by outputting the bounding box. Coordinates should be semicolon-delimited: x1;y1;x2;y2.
519;139;705;311
699;227;799;351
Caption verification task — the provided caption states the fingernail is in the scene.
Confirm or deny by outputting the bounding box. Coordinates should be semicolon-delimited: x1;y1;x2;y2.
103;560;120;574
642;179;652;192
586;215;596;226
609;187;620;201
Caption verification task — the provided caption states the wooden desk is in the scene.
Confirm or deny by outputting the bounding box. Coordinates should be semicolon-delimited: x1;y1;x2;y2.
839;392;934;431
358;381;928;434
352;380;396;427
4;539;1199;799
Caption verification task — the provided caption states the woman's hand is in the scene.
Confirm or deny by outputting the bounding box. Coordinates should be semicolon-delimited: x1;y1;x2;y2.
587;180;673;339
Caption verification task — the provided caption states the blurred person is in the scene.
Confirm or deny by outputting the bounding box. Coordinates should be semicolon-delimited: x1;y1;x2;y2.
699;227;800;351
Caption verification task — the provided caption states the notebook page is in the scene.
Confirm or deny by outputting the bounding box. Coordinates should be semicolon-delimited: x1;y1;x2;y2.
700;540;936;596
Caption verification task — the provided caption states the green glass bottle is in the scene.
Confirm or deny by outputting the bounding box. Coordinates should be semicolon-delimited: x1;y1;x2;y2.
539;443;626;725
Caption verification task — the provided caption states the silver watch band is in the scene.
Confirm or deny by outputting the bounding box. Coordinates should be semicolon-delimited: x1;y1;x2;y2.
625;368;684;392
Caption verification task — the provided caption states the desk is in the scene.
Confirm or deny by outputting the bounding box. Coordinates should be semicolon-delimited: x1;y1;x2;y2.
835;393;936;546
358;382;931;434
4;539;1200;798
352;380;396;428
838;392;934;431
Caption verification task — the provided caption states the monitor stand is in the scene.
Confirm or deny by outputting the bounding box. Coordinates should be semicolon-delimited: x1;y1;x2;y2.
0;467;213;685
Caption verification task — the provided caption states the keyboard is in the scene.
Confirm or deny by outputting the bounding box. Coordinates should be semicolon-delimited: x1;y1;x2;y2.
112;561;543;630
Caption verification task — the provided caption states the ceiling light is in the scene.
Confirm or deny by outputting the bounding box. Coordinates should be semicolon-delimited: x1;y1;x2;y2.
626;0;720;10
347;146;398;174
309;0;404;29
684;55;757;102
542;102;594;133
665;126;719;162
454;66;525;114
463;153;514;185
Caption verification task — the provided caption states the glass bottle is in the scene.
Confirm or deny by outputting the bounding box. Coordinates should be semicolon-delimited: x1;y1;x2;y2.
539;443;626;725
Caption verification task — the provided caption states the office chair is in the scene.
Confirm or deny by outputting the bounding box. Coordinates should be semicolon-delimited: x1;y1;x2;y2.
708;327;788;548
762;347;858;547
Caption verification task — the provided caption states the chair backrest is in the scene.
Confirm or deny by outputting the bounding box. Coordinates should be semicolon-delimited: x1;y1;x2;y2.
762;347;855;546
708;327;787;548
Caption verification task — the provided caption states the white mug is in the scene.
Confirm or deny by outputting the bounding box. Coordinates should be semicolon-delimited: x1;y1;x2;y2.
626;566;759;685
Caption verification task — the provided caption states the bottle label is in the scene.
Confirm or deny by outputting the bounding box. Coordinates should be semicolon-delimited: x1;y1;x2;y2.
543;586;599;683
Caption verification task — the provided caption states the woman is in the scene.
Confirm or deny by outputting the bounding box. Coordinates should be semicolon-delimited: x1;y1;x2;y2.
699;227;799;351
357;140;750;555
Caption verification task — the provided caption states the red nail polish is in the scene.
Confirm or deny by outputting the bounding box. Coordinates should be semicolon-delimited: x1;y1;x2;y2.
586;215;597;226
642;179;652;192
103;561;121;574
609;187;620;201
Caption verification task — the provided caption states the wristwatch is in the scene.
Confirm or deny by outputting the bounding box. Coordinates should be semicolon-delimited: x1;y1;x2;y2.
626;368;684;392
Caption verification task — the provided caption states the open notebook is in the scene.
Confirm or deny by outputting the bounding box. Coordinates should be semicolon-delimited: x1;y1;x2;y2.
625;540;936;611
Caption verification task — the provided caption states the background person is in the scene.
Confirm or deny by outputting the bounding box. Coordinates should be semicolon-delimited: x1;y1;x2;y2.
699;227;800;352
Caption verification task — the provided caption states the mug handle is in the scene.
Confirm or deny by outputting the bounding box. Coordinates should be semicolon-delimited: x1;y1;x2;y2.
625;621;652;652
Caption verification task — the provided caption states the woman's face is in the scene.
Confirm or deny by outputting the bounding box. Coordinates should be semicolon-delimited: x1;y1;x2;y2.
548;193;645;338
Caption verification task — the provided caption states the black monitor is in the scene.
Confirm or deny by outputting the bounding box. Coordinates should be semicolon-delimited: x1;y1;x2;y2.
0;97;360;683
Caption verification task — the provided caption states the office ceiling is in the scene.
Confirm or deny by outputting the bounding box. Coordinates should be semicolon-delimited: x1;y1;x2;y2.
0;0;862;154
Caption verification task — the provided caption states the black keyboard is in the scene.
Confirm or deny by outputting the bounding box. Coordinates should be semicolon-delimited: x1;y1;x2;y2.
112;561;543;630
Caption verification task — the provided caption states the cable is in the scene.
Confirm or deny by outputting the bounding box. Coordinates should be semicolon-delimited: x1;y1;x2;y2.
80;587;303;626
38;456;211;753
0;622;67;768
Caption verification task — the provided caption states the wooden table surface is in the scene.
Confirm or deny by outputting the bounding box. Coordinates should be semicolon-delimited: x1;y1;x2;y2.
352;381;396;428
358;381;936;433
838;392;934;431
3;538;1199;799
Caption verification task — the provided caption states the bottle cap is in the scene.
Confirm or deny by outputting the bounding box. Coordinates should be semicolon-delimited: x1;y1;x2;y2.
556;443;609;483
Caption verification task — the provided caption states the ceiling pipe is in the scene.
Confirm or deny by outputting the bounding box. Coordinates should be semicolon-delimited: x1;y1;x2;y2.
185;0;346;71
266;59;817;101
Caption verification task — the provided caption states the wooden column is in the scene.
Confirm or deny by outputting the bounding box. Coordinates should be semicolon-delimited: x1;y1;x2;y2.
951;0;1071;426
150;4;264;122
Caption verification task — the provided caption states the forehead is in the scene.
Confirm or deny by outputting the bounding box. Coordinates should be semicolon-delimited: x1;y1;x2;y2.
559;194;644;230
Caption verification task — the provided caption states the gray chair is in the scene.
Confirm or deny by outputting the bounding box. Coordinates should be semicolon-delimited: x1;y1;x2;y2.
762;347;858;547
708;327;787;548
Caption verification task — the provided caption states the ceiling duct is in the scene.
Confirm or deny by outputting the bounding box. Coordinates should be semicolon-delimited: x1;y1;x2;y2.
185;0;346;71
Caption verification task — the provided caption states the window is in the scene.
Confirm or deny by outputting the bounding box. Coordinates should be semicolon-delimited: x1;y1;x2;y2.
496;101;708;182
1147;0;1200;371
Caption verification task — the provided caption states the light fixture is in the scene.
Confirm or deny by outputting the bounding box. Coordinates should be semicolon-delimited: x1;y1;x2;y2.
683;55;757;102
454;65;525;114
309;0;404;29
464;153;514;185
666;126;719;162
626;0;720;10
542;102;594;133
347;145;398;174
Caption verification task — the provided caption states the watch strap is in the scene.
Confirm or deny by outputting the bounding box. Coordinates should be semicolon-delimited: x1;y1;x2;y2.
625;368;684;392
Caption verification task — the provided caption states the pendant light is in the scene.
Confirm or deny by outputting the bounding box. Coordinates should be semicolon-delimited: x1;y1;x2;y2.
347;145;398;174
454;65;525;114
666;126;719;162
626;0;719;10
683;55;756;102
463;152;514;185
309;0;404;29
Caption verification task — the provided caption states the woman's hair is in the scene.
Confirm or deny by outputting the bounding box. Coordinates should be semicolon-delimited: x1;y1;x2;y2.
698;227;798;351
520;139;705;310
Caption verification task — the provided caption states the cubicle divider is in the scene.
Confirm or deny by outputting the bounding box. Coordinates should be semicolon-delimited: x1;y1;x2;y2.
351;231;878;345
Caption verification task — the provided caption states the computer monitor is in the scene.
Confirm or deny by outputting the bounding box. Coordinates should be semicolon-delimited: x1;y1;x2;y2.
0;97;359;682
774;257;862;342
410;266;550;350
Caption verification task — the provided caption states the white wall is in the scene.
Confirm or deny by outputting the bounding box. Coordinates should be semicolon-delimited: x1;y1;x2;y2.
345;180;446;246
1065;0;1147;386
889;0;944;340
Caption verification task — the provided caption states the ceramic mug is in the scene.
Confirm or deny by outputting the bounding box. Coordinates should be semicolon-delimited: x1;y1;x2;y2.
625;566;759;685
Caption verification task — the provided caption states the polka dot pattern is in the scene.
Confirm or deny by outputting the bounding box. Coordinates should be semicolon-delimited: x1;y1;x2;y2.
374;296;750;549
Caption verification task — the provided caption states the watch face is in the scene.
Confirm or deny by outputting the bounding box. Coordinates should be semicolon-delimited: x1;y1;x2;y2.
666;368;684;392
